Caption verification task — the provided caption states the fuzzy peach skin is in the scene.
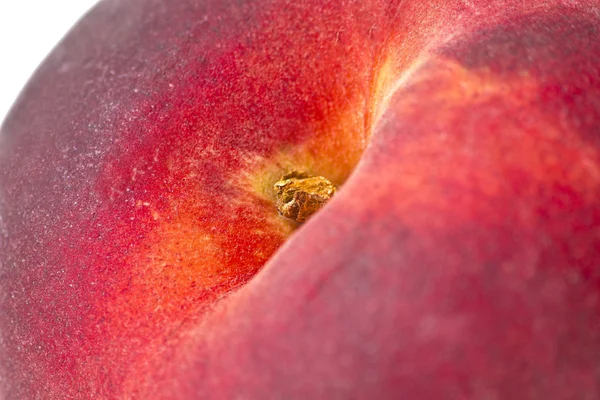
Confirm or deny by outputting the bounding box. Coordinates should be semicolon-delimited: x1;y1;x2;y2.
1;0;600;398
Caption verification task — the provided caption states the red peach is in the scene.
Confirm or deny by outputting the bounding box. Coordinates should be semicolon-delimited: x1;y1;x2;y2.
1;0;600;398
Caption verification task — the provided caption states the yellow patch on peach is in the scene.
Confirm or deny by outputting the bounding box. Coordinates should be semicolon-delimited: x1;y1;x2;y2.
235;113;368;207
404;57;542;106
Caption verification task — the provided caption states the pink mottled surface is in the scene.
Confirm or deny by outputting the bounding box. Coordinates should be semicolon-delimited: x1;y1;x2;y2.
1;0;600;398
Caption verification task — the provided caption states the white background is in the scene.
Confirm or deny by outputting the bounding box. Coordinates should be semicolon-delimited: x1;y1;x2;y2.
0;0;99;126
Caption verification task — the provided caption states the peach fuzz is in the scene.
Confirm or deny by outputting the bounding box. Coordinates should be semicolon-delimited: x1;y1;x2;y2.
1;0;600;398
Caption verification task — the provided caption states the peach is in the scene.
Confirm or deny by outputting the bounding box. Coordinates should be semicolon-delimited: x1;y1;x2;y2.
1;0;599;398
